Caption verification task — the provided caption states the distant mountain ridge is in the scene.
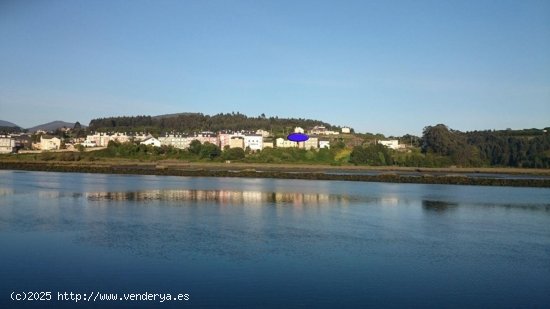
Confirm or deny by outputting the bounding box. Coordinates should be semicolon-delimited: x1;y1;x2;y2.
27;121;78;132
0;120;20;128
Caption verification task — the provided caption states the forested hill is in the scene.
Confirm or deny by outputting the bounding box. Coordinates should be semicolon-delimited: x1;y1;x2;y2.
421;124;550;168
88;112;339;134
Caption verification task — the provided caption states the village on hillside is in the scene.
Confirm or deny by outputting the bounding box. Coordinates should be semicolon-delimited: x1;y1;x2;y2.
0;125;404;154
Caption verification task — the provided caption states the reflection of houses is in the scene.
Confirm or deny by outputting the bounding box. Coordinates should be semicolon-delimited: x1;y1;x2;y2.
86;189;342;206
40;136;61;150
0;136;16;153
140;137;161;147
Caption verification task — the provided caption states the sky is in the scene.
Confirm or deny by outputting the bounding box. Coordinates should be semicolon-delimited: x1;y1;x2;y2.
0;0;549;136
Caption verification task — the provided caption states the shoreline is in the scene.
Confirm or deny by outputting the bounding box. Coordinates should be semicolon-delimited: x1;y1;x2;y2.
2;160;550;187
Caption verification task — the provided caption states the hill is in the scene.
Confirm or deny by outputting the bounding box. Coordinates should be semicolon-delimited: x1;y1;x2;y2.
152;112;202;119
0;120;20;127
88;112;341;134
27;121;77;133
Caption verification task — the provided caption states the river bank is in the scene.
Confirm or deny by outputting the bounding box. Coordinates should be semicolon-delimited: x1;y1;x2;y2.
1;159;550;187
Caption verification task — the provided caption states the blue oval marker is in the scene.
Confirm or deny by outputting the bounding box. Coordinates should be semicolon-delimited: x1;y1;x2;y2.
287;132;309;142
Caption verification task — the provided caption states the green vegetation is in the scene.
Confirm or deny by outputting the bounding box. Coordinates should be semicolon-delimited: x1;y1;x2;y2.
421;124;550;168
5;118;550;169
88;112;340;135
349;144;393;166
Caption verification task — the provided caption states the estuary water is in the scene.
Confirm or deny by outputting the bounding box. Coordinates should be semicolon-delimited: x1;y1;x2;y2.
0;170;549;308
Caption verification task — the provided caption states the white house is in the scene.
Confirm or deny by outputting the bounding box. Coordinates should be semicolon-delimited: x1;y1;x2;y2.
244;135;263;151
319;140;330;149
302;137;319;150
40;136;61;150
140;137;161;147
341;127;351;134
0;136;16;153
85;132;131;147
81;140;97;148
159;134;192;149
309;126;339;135
294;127;305;133
378;140;399;150
256;129;271;138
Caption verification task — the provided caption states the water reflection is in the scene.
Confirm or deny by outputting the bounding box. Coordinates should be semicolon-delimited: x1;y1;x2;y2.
85;189;363;206
0;188;15;196
422;200;459;212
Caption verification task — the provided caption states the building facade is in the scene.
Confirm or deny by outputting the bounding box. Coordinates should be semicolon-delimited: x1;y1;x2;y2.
378;140;399;150
0;136;16;153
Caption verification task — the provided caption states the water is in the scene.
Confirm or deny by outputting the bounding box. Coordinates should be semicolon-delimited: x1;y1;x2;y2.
1;170;549;308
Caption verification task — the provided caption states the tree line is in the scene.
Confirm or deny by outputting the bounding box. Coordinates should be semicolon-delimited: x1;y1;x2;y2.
349;124;550;168
88;112;340;134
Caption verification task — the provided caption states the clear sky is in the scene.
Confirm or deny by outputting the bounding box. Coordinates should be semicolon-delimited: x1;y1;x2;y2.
1;0;549;136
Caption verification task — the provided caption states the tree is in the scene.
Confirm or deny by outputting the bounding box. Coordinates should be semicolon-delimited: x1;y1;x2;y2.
199;142;221;159
349;144;393;166
188;140;202;155
421;124;455;156
222;147;245;160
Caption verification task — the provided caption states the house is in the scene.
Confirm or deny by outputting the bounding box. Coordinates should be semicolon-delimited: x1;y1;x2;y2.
133;133;152;142
81;140;97;148
319;140;330;149
378;140;399;150
294;127;305;133
244;135;263;151
229;136;245;149
14;135;32;150
111;132;131;144
218;132;233;149
302;137;319;150
309;126;339;135
276;137;297;148
85;132;130;147
263;139;274;148
0;136;16;153
140;137;161;147
191;132;218;145
159;134;192;149
255;129;271;138
40;136;62;150
341;127;351;134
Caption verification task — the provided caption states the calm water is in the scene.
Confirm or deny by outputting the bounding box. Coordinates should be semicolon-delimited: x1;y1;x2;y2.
1;170;549;308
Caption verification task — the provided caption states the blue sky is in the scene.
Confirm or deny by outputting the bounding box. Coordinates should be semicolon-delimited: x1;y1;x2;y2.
1;0;549;136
